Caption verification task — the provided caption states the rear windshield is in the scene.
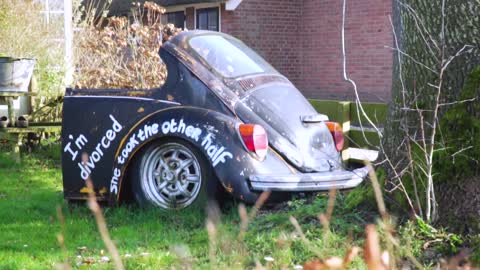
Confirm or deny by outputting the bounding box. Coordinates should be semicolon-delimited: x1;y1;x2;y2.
189;35;277;78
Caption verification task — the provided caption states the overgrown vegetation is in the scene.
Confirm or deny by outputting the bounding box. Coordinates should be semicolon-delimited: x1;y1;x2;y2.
1;1;180;122
0;0;66;121
0;144;477;269
1;0;479;268
73;1;180;89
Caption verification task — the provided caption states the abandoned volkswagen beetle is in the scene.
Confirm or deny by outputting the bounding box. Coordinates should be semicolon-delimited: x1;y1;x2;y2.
61;30;369;210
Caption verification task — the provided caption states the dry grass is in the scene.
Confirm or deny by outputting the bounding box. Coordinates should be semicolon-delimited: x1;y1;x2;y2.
0;0;62;60
0;0;66;121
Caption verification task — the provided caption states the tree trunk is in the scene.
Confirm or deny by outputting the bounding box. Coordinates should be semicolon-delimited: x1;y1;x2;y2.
384;0;480;221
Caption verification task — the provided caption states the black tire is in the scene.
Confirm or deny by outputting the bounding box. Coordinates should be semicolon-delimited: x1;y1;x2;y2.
130;138;218;210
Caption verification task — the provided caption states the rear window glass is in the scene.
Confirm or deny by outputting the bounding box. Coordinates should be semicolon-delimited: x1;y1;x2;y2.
189;35;277;78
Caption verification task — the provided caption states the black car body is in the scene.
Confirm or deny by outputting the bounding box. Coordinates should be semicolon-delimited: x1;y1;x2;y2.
61;30;368;209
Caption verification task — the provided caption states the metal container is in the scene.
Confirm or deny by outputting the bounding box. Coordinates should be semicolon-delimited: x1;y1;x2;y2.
0;57;35;92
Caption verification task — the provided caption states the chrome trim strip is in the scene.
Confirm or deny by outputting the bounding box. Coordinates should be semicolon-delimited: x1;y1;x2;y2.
64;95;181;105
249;166;369;191
300;114;329;123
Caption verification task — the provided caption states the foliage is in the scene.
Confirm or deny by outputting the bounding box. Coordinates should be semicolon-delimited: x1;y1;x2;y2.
344;168;386;210
415;218;463;255
0;1;182;121
398;218;464;263
73;1;181;89
435;66;480;182
0;0;66;121
470;235;480;266
0;147;429;268
1;144;478;268
0;1;58;59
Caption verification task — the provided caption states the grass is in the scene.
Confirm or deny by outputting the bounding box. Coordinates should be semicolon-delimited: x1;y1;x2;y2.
0;149;206;269
0;143;469;269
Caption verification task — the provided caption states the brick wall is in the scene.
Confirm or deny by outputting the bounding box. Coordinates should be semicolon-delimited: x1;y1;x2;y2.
300;0;393;101
221;0;393;102
221;1;303;86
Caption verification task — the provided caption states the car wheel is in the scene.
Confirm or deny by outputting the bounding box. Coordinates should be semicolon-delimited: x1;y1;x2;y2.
131;139;212;210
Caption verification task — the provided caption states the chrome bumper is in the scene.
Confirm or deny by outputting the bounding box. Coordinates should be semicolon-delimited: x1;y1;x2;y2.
249;166;369;191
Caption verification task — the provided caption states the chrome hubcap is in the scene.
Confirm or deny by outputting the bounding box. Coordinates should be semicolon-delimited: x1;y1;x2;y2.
141;143;202;209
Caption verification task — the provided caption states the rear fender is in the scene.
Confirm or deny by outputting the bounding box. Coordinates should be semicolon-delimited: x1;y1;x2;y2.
108;107;254;204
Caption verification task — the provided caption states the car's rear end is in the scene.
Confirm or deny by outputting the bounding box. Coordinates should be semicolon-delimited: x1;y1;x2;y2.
232;81;369;193
165;31;370;198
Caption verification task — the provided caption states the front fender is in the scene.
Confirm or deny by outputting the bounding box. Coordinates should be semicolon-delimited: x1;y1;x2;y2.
108;106;293;204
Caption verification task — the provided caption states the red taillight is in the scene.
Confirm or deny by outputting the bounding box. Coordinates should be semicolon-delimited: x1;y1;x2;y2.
325;122;344;152
238;124;268;159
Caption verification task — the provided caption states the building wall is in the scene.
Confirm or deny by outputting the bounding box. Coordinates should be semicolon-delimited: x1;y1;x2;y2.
300;0;393;101
181;0;393;102
220;1;303;86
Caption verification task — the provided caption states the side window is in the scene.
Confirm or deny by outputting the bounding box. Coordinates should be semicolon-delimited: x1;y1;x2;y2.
196;7;219;31
162;11;185;29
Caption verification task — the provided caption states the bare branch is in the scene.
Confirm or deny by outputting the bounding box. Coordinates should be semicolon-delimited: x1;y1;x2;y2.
452;146;474;164
384;46;439;74
400;107;435;112
438;97;478;107
396;0;440;52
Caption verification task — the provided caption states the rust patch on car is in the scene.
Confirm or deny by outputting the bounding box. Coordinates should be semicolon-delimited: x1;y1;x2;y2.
80;186;93;194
